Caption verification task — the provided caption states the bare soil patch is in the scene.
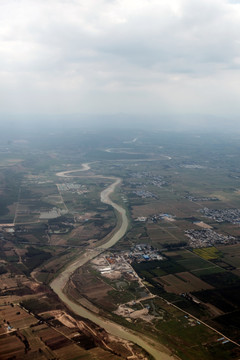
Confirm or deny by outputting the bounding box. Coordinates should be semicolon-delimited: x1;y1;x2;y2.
114;305;155;322
49;234;67;246
102;270;122;280
194;221;212;229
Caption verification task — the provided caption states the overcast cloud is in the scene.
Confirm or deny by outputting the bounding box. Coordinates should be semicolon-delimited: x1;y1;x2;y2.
1;0;240;119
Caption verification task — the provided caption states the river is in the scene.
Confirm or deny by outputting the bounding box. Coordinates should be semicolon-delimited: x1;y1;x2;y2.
50;164;176;360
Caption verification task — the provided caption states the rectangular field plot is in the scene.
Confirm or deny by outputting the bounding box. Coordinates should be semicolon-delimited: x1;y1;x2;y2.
89;347;123;359
157;272;213;294
176;254;220;271
14;183;67;224
147;226;181;246
191;267;225;276
131;198;200;218
164;249;225;276
133;259;186;281
217;244;240;268
193;247;222;260
216;223;240;237
0;335;25;360
0;305;37;330
54;344;92;360
37;327;71;350
55;345;122;360
164;250;196;259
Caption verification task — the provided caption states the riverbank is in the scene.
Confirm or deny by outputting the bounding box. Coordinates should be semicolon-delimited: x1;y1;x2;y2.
51;164;176;360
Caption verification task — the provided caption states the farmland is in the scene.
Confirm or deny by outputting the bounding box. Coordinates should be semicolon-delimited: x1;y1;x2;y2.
0;128;240;359
193;247;222;260
0;303;132;360
157;272;213;294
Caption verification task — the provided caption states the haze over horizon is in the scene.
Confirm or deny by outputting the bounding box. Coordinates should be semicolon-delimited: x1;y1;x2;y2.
1;0;240;129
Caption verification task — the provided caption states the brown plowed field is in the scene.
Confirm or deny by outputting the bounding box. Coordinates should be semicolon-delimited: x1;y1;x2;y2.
156;271;214;294
71;269;115;309
0;335;25;360
0;305;37;330
38;327;71;350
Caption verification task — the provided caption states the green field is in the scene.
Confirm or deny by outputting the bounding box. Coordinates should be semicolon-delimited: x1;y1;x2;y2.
193;247;222;260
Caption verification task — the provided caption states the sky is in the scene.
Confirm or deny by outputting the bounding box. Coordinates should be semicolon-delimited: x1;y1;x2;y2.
1;0;240;122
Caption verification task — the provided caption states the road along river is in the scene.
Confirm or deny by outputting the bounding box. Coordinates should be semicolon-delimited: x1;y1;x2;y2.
51;164;176;360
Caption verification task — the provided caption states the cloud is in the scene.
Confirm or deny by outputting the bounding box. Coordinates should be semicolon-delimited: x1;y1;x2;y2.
0;0;240;117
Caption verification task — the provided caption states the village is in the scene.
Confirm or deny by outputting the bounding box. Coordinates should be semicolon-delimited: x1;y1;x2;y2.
132;189;158;199
185;195;219;202
200;207;240;224
57;183;88;195
135;213;175;223
185;229;236;248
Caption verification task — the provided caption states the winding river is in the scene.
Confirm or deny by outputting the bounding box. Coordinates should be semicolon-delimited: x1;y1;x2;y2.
51;164;176;360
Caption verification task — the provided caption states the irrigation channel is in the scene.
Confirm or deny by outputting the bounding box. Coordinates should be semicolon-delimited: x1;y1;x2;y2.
51;163;176;360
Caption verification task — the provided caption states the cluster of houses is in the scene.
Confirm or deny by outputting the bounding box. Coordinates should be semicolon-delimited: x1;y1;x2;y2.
57;183;88;195
200;207;240;224
185;229;236;248
185;195;219;202
132;189;157;199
